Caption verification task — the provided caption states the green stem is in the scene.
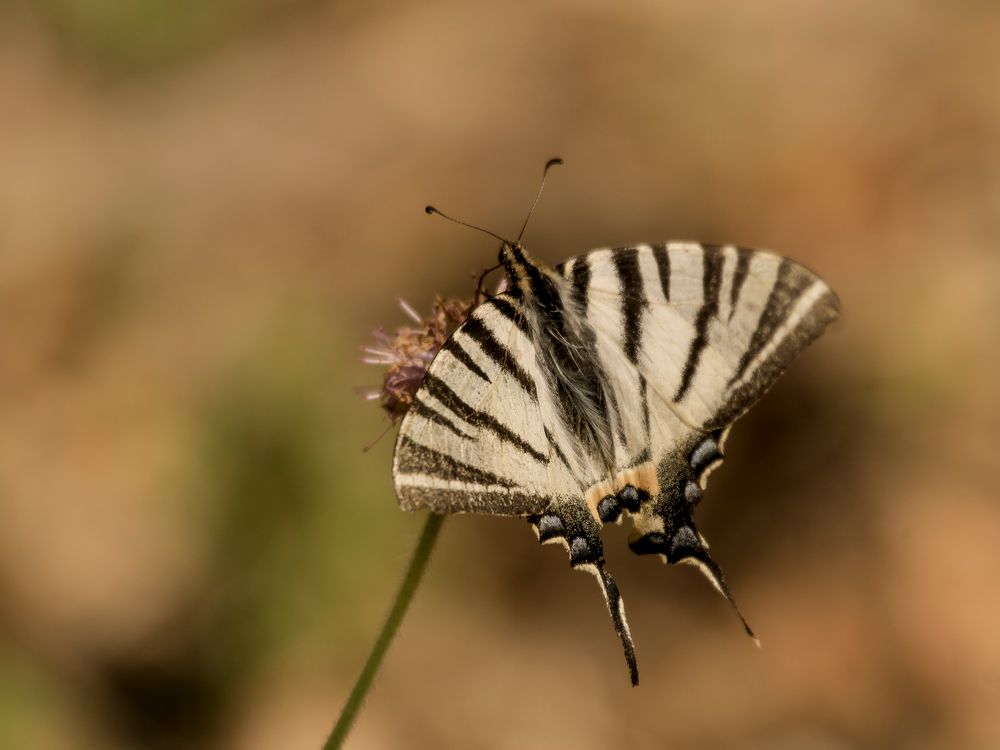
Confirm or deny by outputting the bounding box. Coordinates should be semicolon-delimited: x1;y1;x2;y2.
323;512;446;750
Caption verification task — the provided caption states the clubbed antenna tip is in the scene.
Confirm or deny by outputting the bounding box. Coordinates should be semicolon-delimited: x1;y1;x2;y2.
517;156;564;242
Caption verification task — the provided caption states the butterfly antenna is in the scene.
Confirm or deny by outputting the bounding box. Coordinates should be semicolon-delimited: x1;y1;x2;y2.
424;206;511;246
516;156;563;243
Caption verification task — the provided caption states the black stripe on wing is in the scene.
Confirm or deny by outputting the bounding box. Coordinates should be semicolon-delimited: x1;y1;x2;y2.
412;397;472;440
652;244;671;302
708;287;840;429
489;295;530;336
638;373;650;438
569;256;591;315
461;314;537;400
612;247;647;365
441;337;490;384
674;246;723;402
728;247;752;321
727;259;811;388
422;373;549;464
396;436;517;487
544;426;575;475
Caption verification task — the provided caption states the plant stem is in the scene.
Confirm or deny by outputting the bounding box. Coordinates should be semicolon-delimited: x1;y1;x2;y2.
323;512;445;750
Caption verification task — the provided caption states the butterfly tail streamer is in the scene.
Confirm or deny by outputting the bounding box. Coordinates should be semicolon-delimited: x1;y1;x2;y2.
592;564;640;686
678;547;759;646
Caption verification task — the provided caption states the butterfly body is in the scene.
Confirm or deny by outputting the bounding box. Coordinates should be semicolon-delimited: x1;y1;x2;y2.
393;240;839;685
502;241;620;472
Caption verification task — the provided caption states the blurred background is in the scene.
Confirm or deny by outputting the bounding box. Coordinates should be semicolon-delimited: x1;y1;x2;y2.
1;1;998;748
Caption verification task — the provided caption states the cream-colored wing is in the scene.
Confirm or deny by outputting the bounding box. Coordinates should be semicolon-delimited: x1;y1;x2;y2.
393;294;586;516
557;242;838;643
561;242;839;454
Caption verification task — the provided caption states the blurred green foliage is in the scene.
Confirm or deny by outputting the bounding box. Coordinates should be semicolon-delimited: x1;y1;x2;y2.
83;314;415;747
0;649;64;749
30;0;322;74
192;319;407;655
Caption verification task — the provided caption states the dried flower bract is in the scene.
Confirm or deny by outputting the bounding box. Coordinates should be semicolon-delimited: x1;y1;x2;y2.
362;296;474;419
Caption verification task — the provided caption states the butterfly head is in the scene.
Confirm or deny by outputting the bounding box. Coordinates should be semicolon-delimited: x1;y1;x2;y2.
498;240;565;304
499;240;530;274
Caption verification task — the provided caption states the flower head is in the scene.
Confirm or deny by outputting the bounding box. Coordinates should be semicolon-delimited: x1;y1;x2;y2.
362;296;474;420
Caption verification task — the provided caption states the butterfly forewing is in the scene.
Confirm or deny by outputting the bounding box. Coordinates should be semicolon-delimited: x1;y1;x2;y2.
566;242;840;435
393;294;584;515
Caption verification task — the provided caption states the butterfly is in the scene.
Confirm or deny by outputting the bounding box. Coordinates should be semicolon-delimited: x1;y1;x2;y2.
391;166;840;685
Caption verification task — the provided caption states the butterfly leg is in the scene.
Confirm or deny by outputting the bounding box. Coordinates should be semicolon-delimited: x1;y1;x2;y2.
528;504;639;685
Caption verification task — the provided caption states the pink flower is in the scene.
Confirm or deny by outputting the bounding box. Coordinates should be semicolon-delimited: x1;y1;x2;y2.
362;296;474;420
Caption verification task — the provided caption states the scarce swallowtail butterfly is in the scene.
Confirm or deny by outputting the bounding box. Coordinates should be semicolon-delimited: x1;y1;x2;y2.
391;161;840;685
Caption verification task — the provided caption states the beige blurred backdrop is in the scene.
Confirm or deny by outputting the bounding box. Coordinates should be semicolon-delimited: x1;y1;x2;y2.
1;2;999;749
